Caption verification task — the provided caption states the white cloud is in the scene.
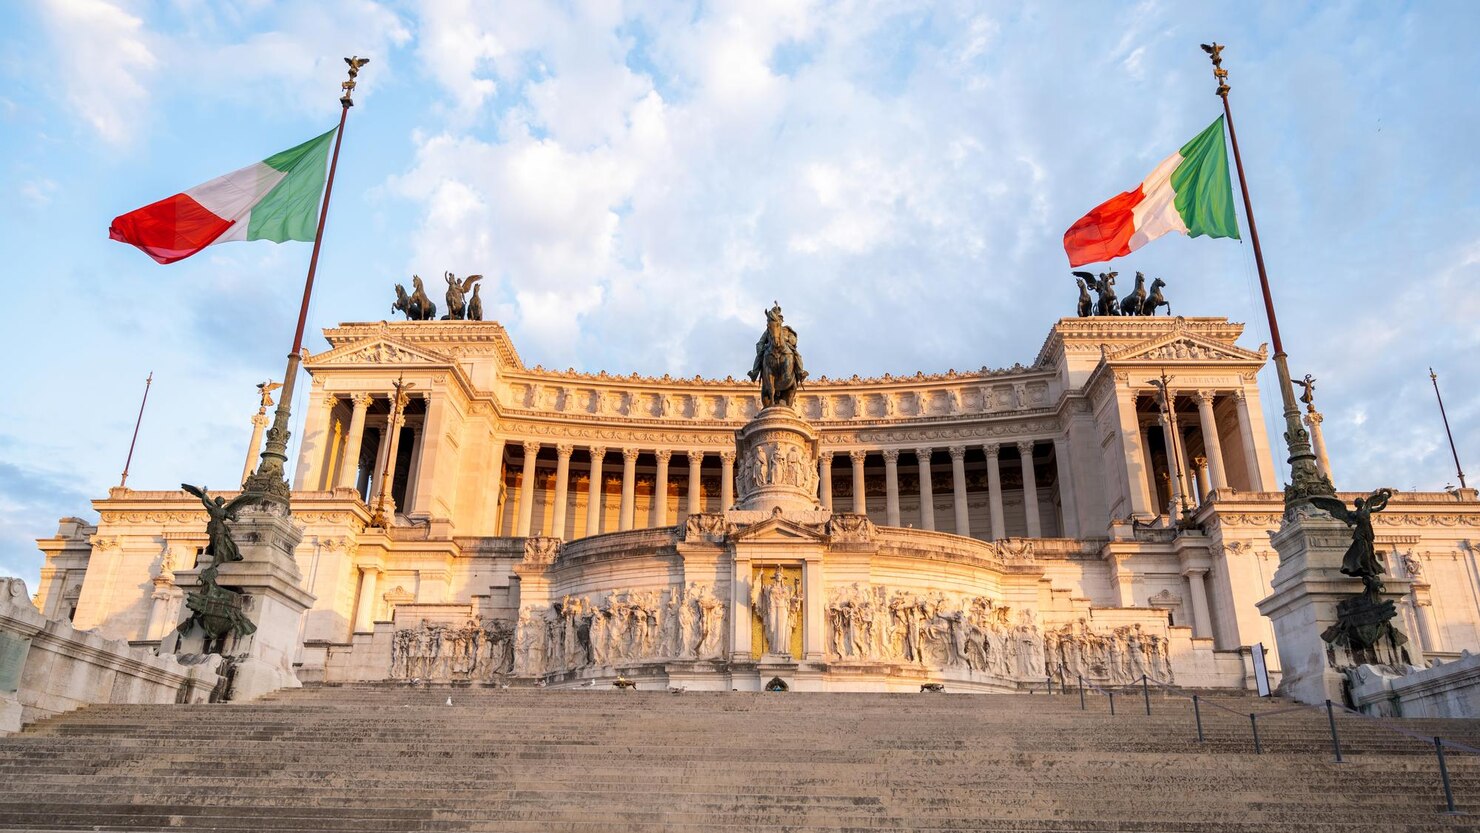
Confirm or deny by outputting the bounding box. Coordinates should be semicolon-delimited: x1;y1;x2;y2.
19;178;58;204
37;0;158;143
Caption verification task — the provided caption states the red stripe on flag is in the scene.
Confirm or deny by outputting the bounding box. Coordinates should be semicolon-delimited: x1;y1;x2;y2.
1063;186;1145;268
109;193;235;264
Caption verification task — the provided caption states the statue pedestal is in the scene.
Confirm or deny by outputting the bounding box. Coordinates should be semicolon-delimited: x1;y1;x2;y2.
173;503;315;701
733;406;821;514
1256;511;1411;705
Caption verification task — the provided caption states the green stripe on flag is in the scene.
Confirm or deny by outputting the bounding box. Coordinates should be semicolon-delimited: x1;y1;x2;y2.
246;127;337;242
1172;115;1240;241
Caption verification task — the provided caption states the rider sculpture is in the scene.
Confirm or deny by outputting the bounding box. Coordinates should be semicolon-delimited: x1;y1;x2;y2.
747;303;808;409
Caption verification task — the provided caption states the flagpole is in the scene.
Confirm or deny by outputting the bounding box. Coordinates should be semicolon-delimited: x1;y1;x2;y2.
242;56;369;505
119;372;153;488
1430;368;1467;490
1204;43;1334;507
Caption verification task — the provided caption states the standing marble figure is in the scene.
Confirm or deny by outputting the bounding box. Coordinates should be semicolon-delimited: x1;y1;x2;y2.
752;567;800;655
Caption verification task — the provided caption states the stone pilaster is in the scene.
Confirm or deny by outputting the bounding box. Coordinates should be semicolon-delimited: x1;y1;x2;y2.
818;451;834;511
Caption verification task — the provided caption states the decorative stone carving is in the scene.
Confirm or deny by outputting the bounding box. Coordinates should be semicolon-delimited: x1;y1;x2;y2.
734;406;821;513
825;513;876;542
522;537;560;567
1044;619;1173;685
681;513;731;543
390;617;513;681
512;584;729;677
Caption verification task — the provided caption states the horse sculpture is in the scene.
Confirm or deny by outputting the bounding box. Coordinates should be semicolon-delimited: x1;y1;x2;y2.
1070;271;1171;316
1119;272;1148;316
392;284;415;320
1075;278;1093;317
409;275;437;321
748;304;806;409
1141;277;1169;316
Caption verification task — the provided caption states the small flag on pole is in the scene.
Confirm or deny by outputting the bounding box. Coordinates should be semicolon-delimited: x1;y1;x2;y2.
109;128;337;264
1063;115;1240;267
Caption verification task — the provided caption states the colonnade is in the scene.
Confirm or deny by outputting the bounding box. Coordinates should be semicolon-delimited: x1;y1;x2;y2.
499;439;1068;543
1118;387;1268;519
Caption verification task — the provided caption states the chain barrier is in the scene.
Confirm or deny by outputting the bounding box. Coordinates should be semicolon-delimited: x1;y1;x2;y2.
1056;672;1476;813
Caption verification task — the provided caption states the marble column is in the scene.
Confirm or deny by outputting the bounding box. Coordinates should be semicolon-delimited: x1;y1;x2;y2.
1052;437;1080;539
242;411;269;487
651;450;671;527
819;451;834;510
586;446;606;537
1158;414;1183;517
1232;389;1265;491
882;450;902;526
516;442;540;536
984;443;1006;540
720;451;735;511
336;394;372;490
378;410;408;514
367;418;391;504
619;448;639;531
915;447;936;530
1017;441;1040;538
293;391;336;490
1186;569;1214;638
849;450;868;515
482;436;506;536
353;566;379;633
948;446;969;537
1193;391;1229;492
551;444;573;539
686;450;705;517
1305;410;1333;481
1192;456;1210;504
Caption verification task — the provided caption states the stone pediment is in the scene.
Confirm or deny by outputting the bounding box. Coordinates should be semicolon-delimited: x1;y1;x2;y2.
306;336;452;369
1109;331;1266;364
729;513;830;544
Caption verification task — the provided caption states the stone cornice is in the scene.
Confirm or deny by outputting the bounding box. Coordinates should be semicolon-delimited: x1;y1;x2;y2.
1036;316;1250;366
318;321;522;368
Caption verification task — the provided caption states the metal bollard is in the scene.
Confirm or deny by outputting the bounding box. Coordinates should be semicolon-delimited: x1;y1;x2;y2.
1436;737;1458;814
1109;691;1116;716
1325;700;1344;763
1142;675;1151;716
1078;676;1085;711
1046;675;1053;695
1193;695;1204;743
1250;713;1261;754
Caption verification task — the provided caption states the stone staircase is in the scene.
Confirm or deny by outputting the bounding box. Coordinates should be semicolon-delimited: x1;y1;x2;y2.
0;684;1478;832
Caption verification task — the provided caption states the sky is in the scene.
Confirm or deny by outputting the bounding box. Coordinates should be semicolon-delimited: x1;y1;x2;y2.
2;1;1478;591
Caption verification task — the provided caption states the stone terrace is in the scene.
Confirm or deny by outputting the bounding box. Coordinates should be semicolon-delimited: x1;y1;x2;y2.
1;684;1478;832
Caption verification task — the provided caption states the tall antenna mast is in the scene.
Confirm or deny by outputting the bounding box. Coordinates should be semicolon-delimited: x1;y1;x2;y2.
119;372;153;488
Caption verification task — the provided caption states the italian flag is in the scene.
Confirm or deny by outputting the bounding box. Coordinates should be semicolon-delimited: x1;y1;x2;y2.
1063;116;1240;267
109;128;337;264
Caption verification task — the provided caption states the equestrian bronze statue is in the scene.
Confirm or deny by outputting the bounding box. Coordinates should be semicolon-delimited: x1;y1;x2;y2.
747;303;808;409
